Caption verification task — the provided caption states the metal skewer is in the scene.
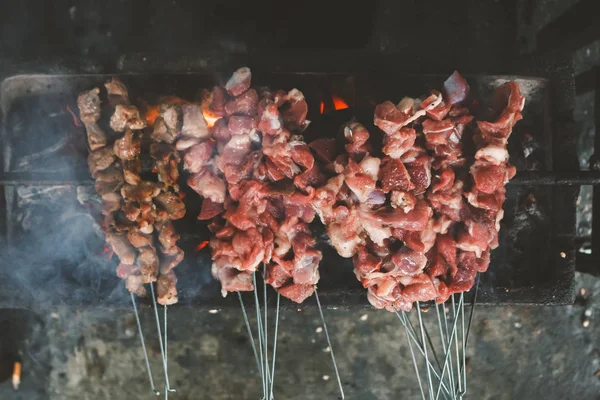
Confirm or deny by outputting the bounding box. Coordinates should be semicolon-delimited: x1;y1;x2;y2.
269;292;281;400
150;283;175;393
314;289;345;400
130;292;160;396
238;292;263;376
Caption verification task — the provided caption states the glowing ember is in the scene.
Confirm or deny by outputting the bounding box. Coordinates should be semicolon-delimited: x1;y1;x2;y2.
202;108;221;128
319;101;325;114
195;241;210;251
178;192;186;199
145;105;160;125
332;95;349;111
103;245;114;260
12;361;21;390
66;104;81;127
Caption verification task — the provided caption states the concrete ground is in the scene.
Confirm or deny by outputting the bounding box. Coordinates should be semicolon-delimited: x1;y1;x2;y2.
0;272;598;400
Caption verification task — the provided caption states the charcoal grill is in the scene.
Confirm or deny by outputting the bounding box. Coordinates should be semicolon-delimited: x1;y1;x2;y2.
0;52;584;311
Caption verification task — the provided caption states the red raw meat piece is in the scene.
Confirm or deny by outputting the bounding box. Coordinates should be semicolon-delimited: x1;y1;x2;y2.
379;156;414;192
198;198;225;220
228;115;258;135
225;67;252;97
406;155;432;194
359;200;432;231
258;101;282;135
188;170;226;204
281;89;308;131
209;86;228;117
278;283;315;303
382;127;416;159
184;141;215;173
225;88;259;116
443;71;470;105
374;101;411;135
309;138;337;163
390;247;428;275
344;122;373;160
471;163;506;194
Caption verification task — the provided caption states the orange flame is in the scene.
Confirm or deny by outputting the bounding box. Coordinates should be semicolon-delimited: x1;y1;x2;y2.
195;241;210;251
319;101;325;114
12;362;21;390
202;109;221;128
66;104;81;127
332;95;349;111
145;105;160;125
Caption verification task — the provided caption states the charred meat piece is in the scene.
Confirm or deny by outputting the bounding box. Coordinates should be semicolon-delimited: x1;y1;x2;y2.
156;220;181;249
88;146;116;177
122;159;142;186
114;130;141;160
126;274;147;297
84;122;107;151
154;192;186;220
77;88;102;124
104;77;130;106
94;164;124;195
159;245;184;274
110;105;146;132
151;104;181;144
127;230;154;248
101;192;123;215
121;182;161;203
138;246;159;283
105;231;137;265
156;271;178;305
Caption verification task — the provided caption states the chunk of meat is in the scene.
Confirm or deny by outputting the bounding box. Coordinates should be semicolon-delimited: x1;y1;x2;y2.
121;181;161;203
156;271;178;305
374;101;411;135
154;192;186;220
188;170;227;203
281;89;309;131
105;231;136;265
225;88;258;116
94;164;124;195
258;101;282;135
474;145;509;165
212;263;253;295
156;220;181;249
110;105;146;132
184;141;215;173
101;192;122;215
114;130;141;161
278;283;315;303
198;198;225;220
127;230;153;248
77;88;101;124
104;78;129;106
379;156;414;192
225;67;252;97
84;123;107;151
443;71;470;105
309;138;337;163
344;122;372;160
181;104;210;139
160;245;184;274
138;246;159;283
382;128;416;159
359;201;432;231
122;159;141;186
88;146;116;177
176;136;202;151
471;163;507;194
151;104;180;144
126;275;147;297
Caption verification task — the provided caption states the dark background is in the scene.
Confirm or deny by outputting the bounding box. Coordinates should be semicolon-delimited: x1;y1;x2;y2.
0;0;599;399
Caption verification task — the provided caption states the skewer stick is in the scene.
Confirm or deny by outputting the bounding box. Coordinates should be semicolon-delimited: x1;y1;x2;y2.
253;273;267;398
395;311;452;400
150;283;175;393
164;305;170;400
416;303;435;400
314;289;345;400
451;296;462;397
238;292;263;376
269;292;281;400
131;292;160;396
263;272;271;396
439;304;456;399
